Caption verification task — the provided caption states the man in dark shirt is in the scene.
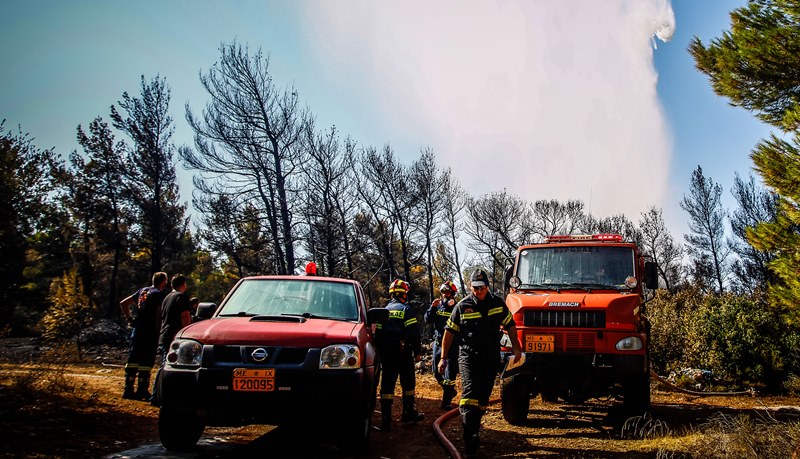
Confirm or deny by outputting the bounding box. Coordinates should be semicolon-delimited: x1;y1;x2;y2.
120;272;168;400
150;274;191;405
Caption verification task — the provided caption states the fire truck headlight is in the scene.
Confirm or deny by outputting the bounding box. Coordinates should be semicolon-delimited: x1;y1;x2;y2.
615;336;643;351
625;276;638;289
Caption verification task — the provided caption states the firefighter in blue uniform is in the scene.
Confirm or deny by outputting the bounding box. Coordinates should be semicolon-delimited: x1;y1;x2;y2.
425;280;460;409
375;278;425;431
438;269;522;457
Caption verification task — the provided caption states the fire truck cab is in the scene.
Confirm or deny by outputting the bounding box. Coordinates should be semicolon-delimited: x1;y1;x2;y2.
500;234;658;425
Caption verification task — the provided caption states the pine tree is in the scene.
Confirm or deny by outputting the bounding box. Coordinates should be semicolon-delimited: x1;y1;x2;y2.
690;0;800;316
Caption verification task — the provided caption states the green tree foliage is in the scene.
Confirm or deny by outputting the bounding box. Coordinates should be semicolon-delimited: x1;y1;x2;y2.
690;0;800;317
39;267;99;359
0;121;65;330
111;75;190;276
649;288;798;390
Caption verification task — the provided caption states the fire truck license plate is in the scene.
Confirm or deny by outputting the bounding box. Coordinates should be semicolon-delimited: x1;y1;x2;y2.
525;335;554;353
232;368;275;392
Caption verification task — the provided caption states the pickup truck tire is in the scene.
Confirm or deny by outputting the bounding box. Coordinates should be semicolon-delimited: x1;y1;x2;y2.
622;373;651;415
341;409;371;457
158;406;205;451
501;375;530;425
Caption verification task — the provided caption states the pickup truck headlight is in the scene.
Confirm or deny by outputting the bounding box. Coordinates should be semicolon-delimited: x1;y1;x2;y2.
319;344;360;369
615;336;643;351
166;339;203;367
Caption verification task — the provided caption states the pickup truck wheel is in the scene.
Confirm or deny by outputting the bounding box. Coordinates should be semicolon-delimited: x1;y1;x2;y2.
501;375;530;425
622;373;651;415
158;406;205;451
341;411;371;457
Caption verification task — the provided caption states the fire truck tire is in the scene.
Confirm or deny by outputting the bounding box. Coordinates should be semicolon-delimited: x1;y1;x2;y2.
158;406;205;451
540;387;559;403
622;373;651;414
501;375;530;425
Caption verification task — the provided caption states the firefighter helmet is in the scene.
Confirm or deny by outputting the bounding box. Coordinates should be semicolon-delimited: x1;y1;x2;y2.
440;281;457;294
388;279;410;294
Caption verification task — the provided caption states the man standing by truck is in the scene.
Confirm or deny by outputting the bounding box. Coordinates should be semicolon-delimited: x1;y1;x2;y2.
119;271;168;400
438;269;522;457
375;278;425;431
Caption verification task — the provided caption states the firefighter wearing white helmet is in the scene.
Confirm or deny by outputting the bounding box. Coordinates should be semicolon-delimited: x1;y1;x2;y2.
375;278;424;431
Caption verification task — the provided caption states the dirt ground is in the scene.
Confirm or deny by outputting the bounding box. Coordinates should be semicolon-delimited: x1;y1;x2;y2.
2;337;800;458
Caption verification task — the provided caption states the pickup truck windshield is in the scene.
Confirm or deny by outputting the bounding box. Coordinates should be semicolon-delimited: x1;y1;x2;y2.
217;279;359;320
517;246;635;288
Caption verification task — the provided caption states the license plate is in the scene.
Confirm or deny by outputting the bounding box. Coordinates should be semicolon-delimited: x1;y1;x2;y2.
525;334;554;353
232;368;275;392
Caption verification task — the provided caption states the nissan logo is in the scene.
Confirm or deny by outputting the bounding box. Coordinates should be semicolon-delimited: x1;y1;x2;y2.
251;348;269;362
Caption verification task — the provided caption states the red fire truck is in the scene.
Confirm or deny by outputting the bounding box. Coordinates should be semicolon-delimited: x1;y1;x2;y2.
500;234;658;424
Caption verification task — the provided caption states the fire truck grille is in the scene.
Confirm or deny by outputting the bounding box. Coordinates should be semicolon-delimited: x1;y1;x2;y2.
523;310;606;328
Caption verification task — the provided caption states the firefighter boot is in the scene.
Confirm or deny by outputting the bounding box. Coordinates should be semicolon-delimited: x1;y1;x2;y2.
380;399;393;432
135;371;151;401
122;368;137;399
441;385;457;410
401;395;424;423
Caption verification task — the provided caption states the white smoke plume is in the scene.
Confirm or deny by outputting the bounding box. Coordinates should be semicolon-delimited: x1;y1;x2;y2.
299;1;676;219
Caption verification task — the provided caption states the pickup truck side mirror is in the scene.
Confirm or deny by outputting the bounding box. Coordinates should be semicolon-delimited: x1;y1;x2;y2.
196;302;218;320
367;307;389;325
644;261;659;290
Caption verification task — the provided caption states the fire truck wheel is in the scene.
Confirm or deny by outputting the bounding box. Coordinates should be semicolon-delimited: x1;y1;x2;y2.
622;373;651;415
540;386;559;403
501;375;531;425
158;406;205;451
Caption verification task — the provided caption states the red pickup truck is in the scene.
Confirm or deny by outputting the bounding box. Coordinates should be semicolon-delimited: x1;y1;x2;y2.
155;275;387;454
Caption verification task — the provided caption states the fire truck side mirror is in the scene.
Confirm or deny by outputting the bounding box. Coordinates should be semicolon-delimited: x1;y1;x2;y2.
644;261;659;289
503;265;514;289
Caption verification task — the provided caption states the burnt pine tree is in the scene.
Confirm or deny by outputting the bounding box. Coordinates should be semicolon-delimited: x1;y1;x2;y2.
299;123;356;277
637;206;683;292
410;148;446;302
183;42;307;274
690;0;800;316
71;118;130;316
111;75;189;275
680;166;730;293
729;173;778;293
439;170;467;295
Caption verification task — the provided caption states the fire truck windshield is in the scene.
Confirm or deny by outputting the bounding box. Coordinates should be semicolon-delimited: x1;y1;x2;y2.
516;246;635;289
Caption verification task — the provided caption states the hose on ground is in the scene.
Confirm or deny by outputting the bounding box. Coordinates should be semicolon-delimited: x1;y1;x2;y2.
432;398;501;459
649;369;755;397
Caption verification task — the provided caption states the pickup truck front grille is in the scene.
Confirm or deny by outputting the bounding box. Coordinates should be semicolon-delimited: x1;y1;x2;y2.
210;345;308;365
524;310;605;328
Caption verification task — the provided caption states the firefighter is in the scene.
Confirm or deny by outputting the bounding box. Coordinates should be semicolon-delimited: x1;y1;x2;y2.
425;280;460;410
438;269;522;457
119;272;168;400
375;278;425;431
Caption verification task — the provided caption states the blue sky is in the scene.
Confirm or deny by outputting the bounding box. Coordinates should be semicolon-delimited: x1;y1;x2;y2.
0;1;773;242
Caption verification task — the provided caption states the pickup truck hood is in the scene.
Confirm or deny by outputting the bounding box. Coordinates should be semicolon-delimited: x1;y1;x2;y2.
176;317;360;347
